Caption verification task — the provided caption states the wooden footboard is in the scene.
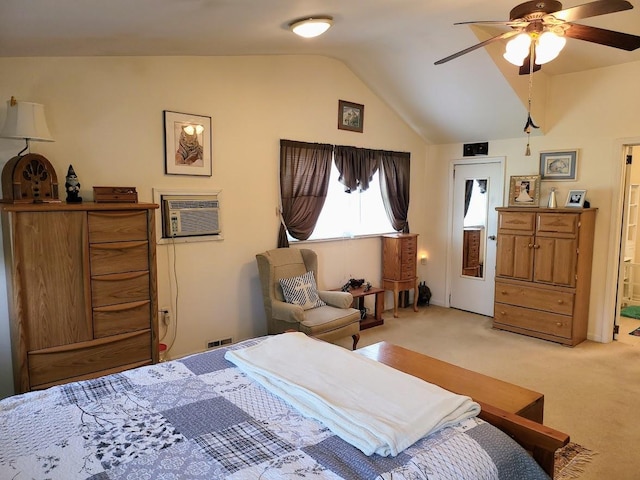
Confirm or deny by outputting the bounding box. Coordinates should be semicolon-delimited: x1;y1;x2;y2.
358;342;569;478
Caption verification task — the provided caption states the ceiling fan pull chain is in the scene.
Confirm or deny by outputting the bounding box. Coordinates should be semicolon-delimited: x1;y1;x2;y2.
524;40;539;156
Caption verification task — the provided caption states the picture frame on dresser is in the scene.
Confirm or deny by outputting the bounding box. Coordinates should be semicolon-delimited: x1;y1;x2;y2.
565;189;587;207
163;110;212;176
508;175;540;207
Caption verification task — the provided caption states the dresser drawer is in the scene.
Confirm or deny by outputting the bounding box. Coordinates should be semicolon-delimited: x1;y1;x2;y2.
88;210;148;243
92;271;150;307
495;282;574;315
90;241;149;276
28;330;151;388
494;303;572;339
499;211;536;234
536;213;578;236
93;300;151;338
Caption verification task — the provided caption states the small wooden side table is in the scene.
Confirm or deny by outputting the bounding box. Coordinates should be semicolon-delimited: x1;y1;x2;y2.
382;277;418;318
337;285;385;330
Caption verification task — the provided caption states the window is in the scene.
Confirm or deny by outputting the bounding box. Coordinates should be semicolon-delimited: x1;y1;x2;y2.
301;161;394;241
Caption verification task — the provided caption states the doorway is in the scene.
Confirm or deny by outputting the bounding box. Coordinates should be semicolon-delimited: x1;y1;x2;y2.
616;145;640;345
448;157;504;316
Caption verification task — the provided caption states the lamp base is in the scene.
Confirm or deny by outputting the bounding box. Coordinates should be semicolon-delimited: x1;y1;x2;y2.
1;153;61;204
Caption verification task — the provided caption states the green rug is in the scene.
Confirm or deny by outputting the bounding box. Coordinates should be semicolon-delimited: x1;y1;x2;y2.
620;305;640;319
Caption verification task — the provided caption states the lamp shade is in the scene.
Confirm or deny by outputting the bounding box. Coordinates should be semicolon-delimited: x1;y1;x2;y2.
0;100;54;141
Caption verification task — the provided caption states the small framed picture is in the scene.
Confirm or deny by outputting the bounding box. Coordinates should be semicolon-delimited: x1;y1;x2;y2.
539;150;577;180
565;189;587;208
164;110;212;176
337;100;364;133
509;175;540;207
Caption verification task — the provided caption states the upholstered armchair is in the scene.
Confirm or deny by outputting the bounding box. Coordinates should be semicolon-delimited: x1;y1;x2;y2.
256;248;361;349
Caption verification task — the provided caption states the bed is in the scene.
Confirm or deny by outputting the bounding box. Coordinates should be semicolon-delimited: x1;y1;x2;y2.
0;335;566;479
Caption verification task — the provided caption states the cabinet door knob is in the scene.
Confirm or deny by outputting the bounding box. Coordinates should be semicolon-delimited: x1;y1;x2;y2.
528;243;533;248
533;244;540;249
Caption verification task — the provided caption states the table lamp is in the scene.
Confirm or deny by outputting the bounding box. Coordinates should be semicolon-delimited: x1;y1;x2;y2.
0;96;60;203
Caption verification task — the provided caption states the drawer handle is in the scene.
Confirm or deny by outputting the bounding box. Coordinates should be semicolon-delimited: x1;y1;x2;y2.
556;322;563;327
501;291;507;295
500;311;506;315
558;299;564;304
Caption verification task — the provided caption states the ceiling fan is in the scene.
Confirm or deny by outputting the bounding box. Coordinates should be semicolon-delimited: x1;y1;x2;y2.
434;0;640;74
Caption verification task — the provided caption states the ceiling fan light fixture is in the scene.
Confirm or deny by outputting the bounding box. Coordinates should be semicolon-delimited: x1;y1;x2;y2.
289;17;333;38
503;33;532;66
534;30;566;64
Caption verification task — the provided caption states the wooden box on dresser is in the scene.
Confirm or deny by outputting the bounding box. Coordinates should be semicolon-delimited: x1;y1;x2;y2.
493;207;596;346
382;233;419;318
1;202;159;393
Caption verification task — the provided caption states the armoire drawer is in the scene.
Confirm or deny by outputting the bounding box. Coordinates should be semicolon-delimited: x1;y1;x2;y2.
90;240;149;276
494;303;572;339
92;271;150;307
93;300;151;338
28;330;152;388
495;282;574;316
88;210;148;243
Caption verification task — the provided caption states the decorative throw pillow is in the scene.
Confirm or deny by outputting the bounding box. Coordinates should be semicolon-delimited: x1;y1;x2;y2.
279;271;327;310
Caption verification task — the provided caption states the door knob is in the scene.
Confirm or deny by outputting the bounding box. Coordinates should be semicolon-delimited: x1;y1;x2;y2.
488;235;496;240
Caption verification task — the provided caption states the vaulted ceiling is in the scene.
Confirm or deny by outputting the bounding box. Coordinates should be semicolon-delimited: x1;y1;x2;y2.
2;0;639;144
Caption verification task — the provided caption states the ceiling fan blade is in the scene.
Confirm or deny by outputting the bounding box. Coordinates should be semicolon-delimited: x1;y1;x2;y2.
564;23;640;50
434;31;519;65
552;0;633;23
454;20;528;27
519;54;543;75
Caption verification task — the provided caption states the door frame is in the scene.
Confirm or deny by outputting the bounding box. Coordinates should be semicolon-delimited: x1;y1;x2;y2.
603;139;640;342
445;156;506;309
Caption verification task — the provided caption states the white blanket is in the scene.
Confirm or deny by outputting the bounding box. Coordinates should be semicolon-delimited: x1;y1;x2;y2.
225;333;480;457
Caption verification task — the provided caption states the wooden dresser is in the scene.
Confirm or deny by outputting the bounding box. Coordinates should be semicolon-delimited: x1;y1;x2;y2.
1;202;159;393
493;208;596;346
382;233;419;317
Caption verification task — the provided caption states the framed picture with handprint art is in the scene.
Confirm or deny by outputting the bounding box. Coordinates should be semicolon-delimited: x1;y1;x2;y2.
164;110;212;176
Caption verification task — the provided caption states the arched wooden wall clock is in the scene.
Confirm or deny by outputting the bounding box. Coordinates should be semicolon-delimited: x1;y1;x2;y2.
1;153;60;203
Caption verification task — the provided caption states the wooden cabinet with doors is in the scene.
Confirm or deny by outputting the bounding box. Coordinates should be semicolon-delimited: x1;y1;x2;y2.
382;233;419;318
1;202;159;393
493;207;596;346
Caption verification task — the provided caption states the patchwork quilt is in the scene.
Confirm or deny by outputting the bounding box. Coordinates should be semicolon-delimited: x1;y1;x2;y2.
0;338;550;479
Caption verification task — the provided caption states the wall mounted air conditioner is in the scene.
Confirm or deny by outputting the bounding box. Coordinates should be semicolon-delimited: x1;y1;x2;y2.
162;194;220;238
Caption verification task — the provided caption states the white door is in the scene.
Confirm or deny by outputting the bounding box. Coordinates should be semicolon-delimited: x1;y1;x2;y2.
449;159;504;316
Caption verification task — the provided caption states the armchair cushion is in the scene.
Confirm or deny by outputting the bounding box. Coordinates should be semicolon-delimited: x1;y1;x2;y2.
279;270;327;310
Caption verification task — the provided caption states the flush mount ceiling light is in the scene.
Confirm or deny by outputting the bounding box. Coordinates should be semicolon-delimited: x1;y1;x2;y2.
289;17;333;38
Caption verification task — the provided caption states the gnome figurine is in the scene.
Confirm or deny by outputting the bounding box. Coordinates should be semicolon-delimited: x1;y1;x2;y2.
65;164;82;203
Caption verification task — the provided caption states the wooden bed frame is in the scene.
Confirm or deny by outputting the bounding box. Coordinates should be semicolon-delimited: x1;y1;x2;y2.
358;342;569;478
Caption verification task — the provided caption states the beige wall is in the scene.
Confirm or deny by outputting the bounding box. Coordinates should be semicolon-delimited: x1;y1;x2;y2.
1;55;639;398
0;56;428;397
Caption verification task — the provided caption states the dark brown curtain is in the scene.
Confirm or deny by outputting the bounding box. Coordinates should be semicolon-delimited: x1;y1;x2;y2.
278;140;333;247
334;146;380;193
379;150;411;233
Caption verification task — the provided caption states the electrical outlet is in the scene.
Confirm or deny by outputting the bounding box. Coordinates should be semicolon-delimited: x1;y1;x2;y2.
160;306;171;325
